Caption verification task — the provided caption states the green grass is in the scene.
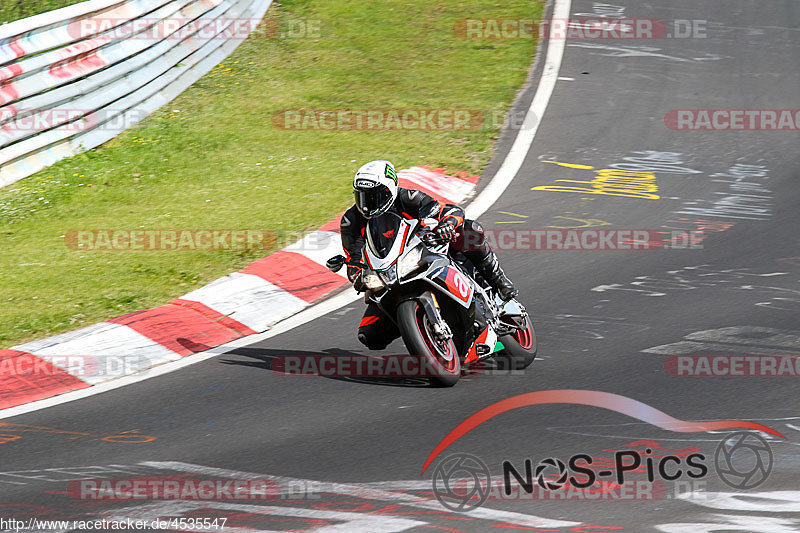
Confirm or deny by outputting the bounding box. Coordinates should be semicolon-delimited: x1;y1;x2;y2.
0;0;83;22
0;0;543;348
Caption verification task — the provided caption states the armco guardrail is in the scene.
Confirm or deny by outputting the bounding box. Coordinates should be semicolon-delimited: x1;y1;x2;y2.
0;0;272;188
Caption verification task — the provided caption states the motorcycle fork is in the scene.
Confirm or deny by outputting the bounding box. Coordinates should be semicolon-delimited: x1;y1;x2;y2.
416;292;453;343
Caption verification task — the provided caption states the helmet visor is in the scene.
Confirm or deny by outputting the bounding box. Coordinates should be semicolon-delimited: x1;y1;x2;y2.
354;185;393;218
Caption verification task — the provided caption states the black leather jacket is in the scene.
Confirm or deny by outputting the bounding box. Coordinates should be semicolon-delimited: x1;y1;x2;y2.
340;188;464;280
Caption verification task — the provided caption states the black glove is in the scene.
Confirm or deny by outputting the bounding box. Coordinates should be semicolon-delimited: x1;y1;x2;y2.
347;265;366;292
435;222;456;242
421;231;438;246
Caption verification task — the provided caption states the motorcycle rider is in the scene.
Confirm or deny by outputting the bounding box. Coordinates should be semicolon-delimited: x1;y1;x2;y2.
340;160;518;350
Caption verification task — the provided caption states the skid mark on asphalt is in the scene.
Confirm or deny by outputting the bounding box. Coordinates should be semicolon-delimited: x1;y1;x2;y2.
101;501;425;533
657;489;800;533
642;326;800;356
322;306;357;321
656;514;800;533
546;417;800;448
567;42;728;62
674;163;773;222
535;314;650;340
591;265;799;310
777;257;800;268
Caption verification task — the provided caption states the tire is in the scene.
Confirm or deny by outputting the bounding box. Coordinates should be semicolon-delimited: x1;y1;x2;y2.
495;314;537;371
396;299;461;387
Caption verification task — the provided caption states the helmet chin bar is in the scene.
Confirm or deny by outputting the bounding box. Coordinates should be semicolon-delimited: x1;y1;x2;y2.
366;203;392;219
356;189;394;219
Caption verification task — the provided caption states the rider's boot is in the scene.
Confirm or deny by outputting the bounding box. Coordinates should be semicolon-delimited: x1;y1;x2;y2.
473;250;518;301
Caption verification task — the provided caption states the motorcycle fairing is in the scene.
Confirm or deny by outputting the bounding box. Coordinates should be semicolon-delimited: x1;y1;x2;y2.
364;218;413;271
464;324;499;363
428;265;474;308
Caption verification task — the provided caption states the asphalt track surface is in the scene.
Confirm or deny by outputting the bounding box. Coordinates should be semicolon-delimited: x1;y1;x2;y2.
2;1;799;531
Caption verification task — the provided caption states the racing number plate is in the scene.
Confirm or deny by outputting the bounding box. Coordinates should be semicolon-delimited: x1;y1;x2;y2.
440;267;473;304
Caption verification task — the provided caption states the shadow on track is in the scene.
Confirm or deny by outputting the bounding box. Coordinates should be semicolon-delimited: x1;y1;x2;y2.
220;347;434;388
221;347;503;388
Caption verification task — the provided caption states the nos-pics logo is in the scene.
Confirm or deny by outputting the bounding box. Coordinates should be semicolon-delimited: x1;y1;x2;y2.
431;432;774;512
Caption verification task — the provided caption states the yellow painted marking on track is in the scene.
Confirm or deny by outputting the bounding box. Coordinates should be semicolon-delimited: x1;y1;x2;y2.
542;160;595;169
496;221;527;224
102;435;158;443
0;423;156;443
0;423;90;436
534;160;660;200
498;211;529;218
547;216;613;229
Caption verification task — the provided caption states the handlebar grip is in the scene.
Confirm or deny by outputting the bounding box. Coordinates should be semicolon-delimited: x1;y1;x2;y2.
421;232;439;244
422;231;450;246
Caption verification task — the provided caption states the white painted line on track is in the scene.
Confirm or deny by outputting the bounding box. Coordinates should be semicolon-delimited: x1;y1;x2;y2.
104;500;425;533
466;0;571;220
141;461;581;528
0;0;572;420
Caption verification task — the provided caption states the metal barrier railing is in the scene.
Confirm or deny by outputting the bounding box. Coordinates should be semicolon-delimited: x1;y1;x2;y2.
0;0;271;187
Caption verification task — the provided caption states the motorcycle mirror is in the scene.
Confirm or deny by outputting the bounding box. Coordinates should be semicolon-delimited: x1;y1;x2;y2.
326;255;346;272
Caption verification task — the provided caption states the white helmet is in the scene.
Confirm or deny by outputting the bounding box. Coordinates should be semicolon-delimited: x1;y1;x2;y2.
353;160;398;218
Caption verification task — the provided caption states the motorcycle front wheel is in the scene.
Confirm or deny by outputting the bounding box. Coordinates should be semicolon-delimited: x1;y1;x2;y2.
397;299;461;387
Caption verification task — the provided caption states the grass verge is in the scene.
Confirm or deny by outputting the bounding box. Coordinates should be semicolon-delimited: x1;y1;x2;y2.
0;0;543;348
0;0;83;23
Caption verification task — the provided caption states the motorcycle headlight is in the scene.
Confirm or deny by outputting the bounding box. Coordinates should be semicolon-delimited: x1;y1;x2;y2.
363;273;385;290
378;266;398;285
397;244;424;278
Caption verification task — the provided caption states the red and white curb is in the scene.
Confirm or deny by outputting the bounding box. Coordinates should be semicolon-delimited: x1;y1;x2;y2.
0;166;477;410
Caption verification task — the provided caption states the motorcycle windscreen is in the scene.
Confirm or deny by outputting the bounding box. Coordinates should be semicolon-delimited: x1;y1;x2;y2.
366;212;403;259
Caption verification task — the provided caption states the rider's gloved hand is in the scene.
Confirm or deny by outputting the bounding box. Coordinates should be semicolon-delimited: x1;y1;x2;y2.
346;265;361;282
347;265;366;292
420;231;438;247
434;221;456;242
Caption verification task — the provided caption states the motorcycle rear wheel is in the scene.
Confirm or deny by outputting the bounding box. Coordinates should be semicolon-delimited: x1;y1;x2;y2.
397;300;461;387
